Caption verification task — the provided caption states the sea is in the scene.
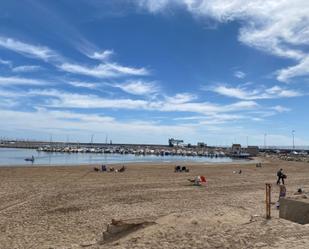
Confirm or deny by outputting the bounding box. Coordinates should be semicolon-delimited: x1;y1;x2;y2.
0;147;236;166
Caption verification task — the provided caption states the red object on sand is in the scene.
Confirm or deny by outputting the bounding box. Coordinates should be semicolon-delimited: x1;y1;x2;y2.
200;176;206;183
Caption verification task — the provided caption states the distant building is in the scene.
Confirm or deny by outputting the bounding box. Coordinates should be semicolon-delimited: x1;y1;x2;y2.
246;146;259;156
168;138;184;147
197;142;206;148
231;144;241;155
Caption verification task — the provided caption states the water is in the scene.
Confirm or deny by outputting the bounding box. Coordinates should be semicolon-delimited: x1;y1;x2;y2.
0;148;236;166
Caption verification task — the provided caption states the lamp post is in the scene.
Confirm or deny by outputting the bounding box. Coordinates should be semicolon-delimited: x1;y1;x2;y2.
292;130;295;150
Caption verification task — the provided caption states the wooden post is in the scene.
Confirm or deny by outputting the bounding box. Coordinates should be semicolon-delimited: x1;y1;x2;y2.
266;183;272;219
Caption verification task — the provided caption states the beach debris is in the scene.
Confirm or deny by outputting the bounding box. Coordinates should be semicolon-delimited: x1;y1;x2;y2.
80;240;96;247
233;170;242;174
101;218;156;244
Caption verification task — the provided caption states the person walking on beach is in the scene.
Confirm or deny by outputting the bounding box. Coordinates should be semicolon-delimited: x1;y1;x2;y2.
277;168;286;185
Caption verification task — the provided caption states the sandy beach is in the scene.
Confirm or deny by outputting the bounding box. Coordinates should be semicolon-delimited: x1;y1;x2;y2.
1;158;309;249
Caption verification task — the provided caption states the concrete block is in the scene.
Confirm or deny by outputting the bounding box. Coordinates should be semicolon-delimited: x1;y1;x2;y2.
279;197;309;224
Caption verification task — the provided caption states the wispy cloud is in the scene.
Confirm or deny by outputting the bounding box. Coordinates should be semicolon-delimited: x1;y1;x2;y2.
29;89;148;109
87;50;114;61
0;58;12;67
0;36;59;61
165;93;197;104
234;70;246;79
68;81;98;89
0;76;50;86
136;0;309;82
28;88;258;115
113;80;159;95
277;57;309;82
58;62;149;78
271;105;291;113
12;65;42;73
0;108;196;143
0;36;150;79
211;84;303;100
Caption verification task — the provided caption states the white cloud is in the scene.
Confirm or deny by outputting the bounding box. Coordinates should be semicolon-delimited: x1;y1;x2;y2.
29;89;148;109
12;65;42;73
211;84;302;100
234;70;246;79
277;57;309;82
165;93;197;104
28;88;258;115
271;105;290;113
58;62;149;78
136;0;171;12
114;80;159;95
136;0;309;82
0;37;147;79
88;50;114;61
0;37;59;61
0;76;50;86
0;58;12;66
68;81;98;89
0;108;196;143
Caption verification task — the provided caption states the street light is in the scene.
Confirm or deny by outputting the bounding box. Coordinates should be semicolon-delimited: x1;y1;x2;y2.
292;130;295;150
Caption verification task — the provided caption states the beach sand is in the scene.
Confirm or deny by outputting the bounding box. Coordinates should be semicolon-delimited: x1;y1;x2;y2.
1;158;309;249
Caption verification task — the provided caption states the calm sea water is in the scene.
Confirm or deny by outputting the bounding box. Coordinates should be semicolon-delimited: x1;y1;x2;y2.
0;148;235;166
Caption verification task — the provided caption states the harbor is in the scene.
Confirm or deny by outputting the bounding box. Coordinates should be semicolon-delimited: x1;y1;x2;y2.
0;139;260;166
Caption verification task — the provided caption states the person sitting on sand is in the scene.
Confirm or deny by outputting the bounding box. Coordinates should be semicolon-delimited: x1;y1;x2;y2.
175;165;181;172
279;184;286;198
188;176;206;186
181;166;189;172
101;165;107;171
119;165;125;172
276;168;286;185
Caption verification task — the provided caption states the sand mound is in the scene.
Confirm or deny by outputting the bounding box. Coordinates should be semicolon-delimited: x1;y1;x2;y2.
100;217;156;244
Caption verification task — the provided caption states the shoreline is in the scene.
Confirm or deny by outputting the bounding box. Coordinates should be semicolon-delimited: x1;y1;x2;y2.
0;157;260;168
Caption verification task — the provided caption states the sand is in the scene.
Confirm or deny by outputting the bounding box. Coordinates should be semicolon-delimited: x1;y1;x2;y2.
1;158;309;249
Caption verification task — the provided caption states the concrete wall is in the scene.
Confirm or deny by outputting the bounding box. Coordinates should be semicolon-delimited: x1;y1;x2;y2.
279;198;309;224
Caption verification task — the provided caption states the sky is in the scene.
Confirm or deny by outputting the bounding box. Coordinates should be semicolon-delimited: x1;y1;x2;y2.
0;0;309;146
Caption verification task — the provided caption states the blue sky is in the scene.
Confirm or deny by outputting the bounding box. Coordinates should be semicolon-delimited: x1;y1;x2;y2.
0;0;309;146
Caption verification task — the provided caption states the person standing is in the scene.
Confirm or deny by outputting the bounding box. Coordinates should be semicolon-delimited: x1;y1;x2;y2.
277;168;286;185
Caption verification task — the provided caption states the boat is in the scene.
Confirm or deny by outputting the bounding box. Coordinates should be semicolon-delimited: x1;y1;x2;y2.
24;155;35;162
